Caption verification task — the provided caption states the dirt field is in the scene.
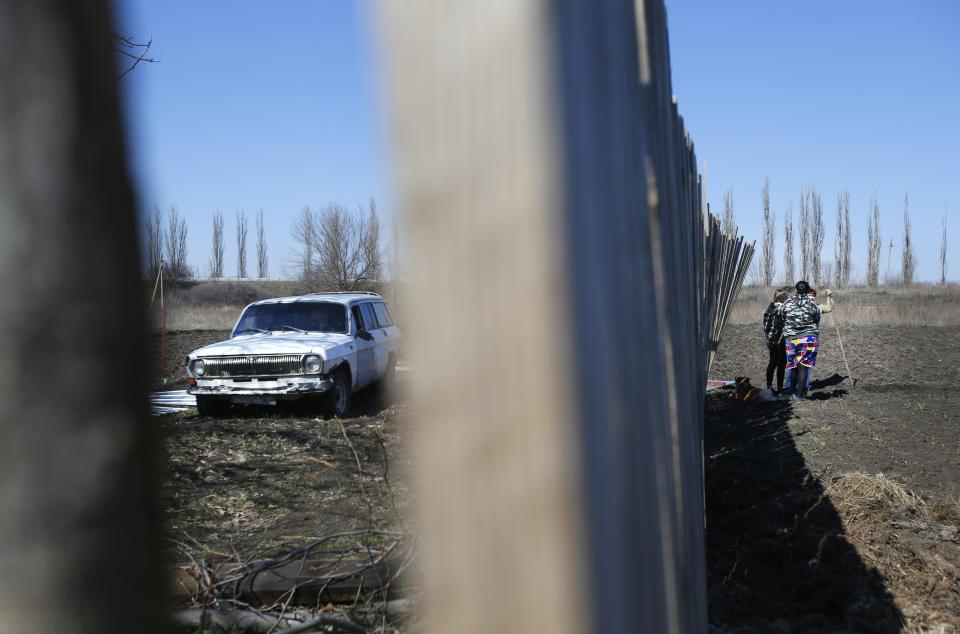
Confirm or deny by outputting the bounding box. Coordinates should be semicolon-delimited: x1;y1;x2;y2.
157;333;411;561
711;323;960;499
154;306;960;631
152;329;231;390
159;400;410;561
707;321;960;632
153;330;415;634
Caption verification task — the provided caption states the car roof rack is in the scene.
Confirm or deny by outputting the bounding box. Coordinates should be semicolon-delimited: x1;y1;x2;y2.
306;291;380;296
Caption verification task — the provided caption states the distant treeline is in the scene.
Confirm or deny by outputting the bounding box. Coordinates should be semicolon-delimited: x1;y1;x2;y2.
144;199;394;291
722;180;948;287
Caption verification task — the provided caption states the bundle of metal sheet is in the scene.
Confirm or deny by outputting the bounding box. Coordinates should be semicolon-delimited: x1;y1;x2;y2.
149;390;196;416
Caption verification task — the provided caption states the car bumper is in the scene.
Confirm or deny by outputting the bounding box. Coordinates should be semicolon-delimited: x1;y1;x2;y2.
188;377;334;400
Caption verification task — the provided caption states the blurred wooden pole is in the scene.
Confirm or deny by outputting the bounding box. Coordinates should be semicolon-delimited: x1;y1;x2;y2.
379;3;588;632
0;2;165;632
380;1;752;632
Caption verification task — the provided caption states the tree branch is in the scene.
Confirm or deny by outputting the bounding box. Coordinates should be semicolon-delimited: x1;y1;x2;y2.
113;33;158;80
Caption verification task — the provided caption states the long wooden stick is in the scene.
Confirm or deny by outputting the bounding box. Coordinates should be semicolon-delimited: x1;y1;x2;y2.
830;297;857;385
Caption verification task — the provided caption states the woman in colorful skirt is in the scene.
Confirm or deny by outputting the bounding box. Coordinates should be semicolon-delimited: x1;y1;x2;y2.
778;281;833;400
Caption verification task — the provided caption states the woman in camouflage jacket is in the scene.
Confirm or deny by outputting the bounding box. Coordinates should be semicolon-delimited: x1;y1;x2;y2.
762;289;789;393
778;280;833;399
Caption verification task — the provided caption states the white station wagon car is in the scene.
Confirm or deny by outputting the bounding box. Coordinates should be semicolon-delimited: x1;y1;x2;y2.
186;292;401;417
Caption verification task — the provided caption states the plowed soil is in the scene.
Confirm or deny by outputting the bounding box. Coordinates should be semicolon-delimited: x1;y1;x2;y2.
155;324;960;631
711;324;960;498
707;323;960;632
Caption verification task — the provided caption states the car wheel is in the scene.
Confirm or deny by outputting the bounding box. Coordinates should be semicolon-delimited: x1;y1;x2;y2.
324;369;351;418
196;395;230;417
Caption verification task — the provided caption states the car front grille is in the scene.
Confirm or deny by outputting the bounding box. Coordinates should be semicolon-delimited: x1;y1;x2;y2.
202;354;305;377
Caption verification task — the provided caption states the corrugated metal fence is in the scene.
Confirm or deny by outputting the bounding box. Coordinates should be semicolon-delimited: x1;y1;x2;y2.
380;0;753;632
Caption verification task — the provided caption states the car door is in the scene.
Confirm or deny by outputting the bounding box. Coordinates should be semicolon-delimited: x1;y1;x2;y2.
372;301;400;358
359;302;390;377
351;304;377;388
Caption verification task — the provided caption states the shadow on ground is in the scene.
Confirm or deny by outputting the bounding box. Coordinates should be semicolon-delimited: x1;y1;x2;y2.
808;389;847;401
705;389;904;633
810;373;847;390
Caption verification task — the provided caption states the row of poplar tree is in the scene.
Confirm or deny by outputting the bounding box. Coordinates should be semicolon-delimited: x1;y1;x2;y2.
720;179;948;287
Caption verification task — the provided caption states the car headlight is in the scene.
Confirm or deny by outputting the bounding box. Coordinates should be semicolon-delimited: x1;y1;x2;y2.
303;355;322;373
193;359;206;376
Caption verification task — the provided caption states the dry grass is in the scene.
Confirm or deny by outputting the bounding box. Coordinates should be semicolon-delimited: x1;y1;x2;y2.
153;305;244;331
147;278;408;332
821;471;960;633
730;284;960;326
824;471;926;525
147;279;307;330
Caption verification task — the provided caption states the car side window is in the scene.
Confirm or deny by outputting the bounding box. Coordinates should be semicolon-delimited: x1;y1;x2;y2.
351;305;365;332
373;302;394;327
359;302;379;329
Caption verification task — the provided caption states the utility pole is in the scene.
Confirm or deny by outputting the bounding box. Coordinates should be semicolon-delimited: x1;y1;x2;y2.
886;238;893;282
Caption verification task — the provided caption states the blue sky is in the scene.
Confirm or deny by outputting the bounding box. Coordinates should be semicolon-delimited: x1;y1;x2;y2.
117;1;387;278
118;1;959;282
668;1;959;282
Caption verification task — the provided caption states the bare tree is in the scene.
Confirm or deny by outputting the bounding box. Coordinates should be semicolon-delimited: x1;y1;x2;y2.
901;194;916;285
722;189;735;234
810;187;824;285
821;263;833;290
145;204;163;279
292;200;382;290
834;190;852;287
866;194;882;287
798;187;811;280
842;193;852;286
236;209;248;278
210;209;224;278
165;203;190;279
388;214;403;281
941;208;948;285
387;214;404;304
363;198;383;283
760;177;775;285
1;2;165;631
293;206;313;281
783;202;795;284
834;193;844;287
256;209;268;278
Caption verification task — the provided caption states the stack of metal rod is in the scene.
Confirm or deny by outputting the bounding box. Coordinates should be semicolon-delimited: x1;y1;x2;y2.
702;215;756;374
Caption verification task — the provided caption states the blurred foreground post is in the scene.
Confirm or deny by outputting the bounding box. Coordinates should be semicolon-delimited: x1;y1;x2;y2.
379;1;754;632
0;2;164;632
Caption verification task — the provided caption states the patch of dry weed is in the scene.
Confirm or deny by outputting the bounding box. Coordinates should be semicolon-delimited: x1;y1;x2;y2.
822;471;960;633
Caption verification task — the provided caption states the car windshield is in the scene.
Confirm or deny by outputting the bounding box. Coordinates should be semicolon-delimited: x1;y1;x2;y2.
233;302;348;336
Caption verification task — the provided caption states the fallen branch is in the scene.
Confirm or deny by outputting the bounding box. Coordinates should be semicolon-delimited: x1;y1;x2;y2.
171;608;301;632
890;518;959;543
281;614;369;634
172;530;413;606
171;608;369;633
